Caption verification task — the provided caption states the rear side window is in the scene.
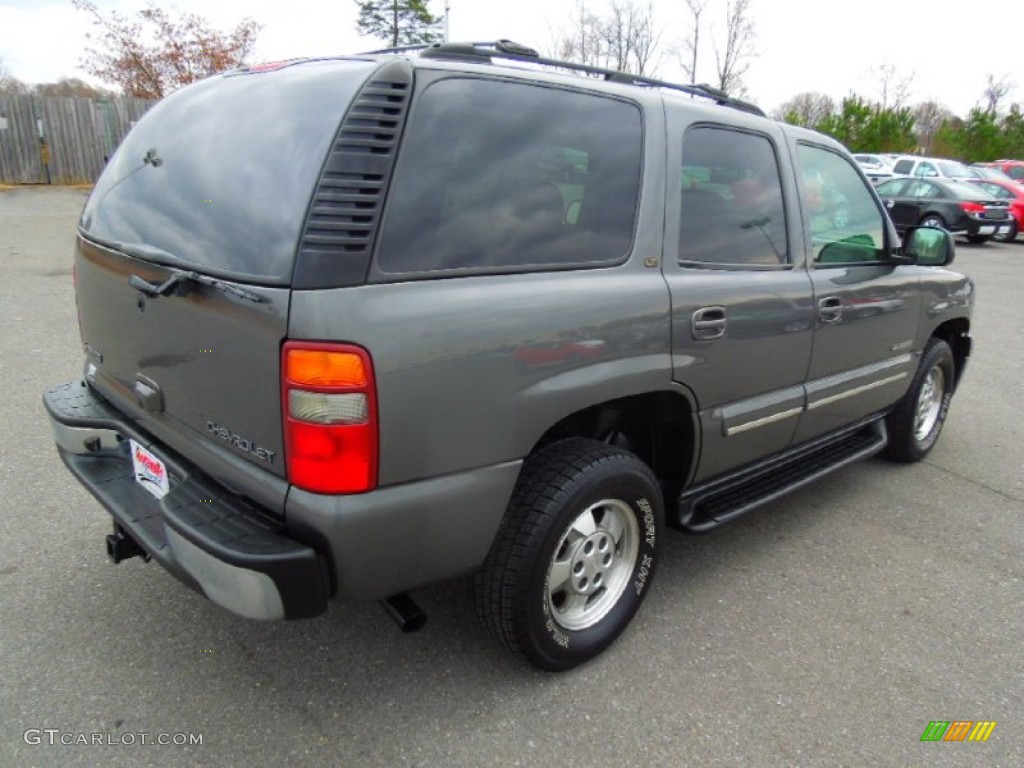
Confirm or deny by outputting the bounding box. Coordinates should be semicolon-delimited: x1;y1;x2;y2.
374;78;642;275
678;126;789;266
907;180;940;198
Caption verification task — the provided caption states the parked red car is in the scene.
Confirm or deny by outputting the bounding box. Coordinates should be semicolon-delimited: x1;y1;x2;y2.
967;178;1024;242
975;160;1024;184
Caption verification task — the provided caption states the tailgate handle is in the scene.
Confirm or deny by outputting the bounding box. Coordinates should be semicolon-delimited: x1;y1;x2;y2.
134;375;164;413
129;273;183;298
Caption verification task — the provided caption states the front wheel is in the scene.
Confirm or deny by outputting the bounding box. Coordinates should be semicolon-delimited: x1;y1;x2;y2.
883;338;955;462
474;439;662;671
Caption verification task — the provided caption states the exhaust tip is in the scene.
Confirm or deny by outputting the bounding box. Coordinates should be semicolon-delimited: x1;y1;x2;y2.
381;593;427;633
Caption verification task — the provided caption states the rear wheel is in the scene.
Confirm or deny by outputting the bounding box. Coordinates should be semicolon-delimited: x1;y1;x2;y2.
920;214;946;230
995;219;1018;243
966;234;990;244
474;438;662;671
883;338;955;462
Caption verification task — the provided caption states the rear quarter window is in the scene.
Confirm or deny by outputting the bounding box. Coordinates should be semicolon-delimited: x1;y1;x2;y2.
374;78;643;276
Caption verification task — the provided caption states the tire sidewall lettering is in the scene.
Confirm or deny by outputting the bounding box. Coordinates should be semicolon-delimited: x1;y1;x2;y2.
534;481;659;657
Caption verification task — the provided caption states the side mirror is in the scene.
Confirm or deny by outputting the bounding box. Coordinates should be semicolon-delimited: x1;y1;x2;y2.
903;225;955;266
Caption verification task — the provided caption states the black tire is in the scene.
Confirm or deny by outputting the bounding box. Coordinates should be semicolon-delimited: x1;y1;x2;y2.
966;234;990;244
995;219;1018;243
920;214;946;230
474;438;662;671
883;338;955;463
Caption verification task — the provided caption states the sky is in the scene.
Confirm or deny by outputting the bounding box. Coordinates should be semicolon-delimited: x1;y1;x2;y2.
1;0;1021;118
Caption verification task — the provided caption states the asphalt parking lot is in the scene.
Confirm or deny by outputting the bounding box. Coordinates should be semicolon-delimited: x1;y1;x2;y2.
1;186;1021;767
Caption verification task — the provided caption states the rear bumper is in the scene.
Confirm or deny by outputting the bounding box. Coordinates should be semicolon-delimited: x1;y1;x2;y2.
44;381;328;620
966;217;1013;238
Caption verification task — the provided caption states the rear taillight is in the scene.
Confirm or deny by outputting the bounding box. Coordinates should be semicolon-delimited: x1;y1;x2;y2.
960;202;985;214
282;342;378;494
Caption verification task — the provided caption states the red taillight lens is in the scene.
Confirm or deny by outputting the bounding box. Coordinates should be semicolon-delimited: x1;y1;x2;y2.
960;202;985;214
282;342;377;494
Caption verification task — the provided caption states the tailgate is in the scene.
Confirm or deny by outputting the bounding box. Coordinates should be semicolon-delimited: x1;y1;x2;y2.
76;236;290;485
69;58;382;512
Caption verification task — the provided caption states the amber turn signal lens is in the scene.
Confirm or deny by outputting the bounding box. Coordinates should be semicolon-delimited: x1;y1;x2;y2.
286;349;367;388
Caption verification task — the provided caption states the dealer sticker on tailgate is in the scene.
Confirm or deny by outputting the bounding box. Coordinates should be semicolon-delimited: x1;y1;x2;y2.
130;439;169;500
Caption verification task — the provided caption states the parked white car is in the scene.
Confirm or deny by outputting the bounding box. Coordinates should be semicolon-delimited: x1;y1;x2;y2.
890;156;974;180
853;153;894;180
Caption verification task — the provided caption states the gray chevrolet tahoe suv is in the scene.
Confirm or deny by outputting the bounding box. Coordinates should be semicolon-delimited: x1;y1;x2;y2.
44;41;973;671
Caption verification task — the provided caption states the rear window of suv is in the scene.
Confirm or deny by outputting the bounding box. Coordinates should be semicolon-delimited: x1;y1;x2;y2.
79;59;377;284
374;78;643;275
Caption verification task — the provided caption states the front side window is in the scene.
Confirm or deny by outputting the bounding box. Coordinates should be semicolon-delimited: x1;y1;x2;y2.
678;127;788;266
375;79;642;275
915;162;938;178
797;144;887;265
876;178;909;196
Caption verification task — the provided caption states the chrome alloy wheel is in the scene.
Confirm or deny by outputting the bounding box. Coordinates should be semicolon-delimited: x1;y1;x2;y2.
914;364;946;442
545;498;639;631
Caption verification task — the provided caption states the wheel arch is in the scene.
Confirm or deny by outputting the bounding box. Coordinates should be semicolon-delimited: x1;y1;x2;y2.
529;391;698;508
920;211;947;226
930;317;971;390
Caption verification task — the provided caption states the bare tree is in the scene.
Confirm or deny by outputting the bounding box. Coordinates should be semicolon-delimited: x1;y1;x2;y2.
713;0;756;95
913;100;952;154
0;58;29;94
553;1;660;76
983;73;1013;115
773;92;835;128
33;78;116;99
553;1;605;67
602;1;660;76
872;63;913;110
675;0;706;82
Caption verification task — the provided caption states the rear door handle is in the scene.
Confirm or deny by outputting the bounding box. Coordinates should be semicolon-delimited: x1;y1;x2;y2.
692;306;727;340
818;296;843;324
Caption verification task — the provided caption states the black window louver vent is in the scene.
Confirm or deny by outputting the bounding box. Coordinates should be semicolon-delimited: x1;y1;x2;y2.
293;59;413;288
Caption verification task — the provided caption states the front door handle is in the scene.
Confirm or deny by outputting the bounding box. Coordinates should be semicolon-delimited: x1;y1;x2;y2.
818;296;843;324
692;306;727;340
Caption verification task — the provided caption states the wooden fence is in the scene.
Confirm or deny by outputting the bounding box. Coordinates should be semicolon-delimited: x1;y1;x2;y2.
0;95;154;185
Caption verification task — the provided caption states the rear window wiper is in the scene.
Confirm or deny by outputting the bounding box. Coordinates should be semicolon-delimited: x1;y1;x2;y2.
128;269;264;304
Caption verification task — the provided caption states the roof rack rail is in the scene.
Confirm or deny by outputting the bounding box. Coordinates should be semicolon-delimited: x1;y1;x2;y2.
359;40;765;117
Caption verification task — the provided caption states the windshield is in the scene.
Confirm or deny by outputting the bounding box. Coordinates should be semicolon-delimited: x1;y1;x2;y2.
80;59;376;284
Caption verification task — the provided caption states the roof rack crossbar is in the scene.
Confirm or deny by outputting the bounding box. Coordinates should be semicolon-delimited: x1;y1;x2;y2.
359;40;764;116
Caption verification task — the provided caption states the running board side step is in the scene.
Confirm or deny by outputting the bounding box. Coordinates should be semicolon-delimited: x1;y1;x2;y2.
675;418;888;533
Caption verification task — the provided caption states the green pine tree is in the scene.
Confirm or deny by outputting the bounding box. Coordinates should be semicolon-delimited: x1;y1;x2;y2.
355;1;442;48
